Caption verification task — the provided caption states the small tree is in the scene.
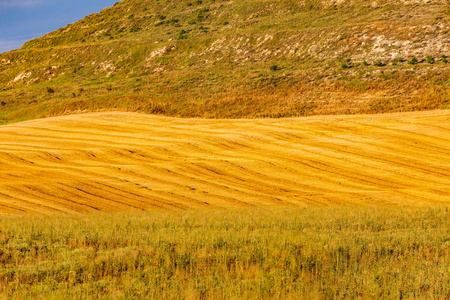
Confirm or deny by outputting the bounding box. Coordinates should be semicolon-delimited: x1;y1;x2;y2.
426;56;435;64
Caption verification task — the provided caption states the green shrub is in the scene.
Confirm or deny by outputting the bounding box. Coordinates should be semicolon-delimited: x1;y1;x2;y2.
177;30;188;40
408;57;418;65
166;18;179;25
362;60;369;66
426;56;435;64
46;87;55;93
196;8;209;22
373;61;383;67
129;27;141;33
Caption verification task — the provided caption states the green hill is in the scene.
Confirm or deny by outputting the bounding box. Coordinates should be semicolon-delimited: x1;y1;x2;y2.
0;0;449;124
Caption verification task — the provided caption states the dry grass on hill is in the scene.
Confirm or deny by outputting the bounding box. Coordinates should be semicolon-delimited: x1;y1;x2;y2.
1;0;449;125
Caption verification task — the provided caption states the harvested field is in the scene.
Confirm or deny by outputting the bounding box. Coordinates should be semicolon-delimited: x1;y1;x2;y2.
0;110;449;214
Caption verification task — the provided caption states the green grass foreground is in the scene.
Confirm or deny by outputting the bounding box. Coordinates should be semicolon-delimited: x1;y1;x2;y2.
1;207;450;299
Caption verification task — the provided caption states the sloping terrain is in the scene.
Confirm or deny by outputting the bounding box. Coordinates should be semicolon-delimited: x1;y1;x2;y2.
0;0;449;124
0;110;448;215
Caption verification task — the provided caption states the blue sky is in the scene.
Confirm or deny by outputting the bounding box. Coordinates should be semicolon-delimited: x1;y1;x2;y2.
0;0;117;53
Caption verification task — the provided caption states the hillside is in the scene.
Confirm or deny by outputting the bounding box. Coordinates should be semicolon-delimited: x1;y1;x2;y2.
0;0;449;124
0;110;448;214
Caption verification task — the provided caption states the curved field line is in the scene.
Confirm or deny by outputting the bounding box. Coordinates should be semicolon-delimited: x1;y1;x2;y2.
0;110;449;214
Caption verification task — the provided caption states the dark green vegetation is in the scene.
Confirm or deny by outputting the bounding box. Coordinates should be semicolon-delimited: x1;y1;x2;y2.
0;0;449;124
1;208;450;298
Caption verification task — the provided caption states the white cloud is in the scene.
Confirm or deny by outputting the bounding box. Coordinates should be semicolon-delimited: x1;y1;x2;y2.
0;0;43;8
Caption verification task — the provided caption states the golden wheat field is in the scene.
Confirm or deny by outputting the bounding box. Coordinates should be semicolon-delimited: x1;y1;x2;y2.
0;110;449;215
